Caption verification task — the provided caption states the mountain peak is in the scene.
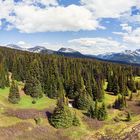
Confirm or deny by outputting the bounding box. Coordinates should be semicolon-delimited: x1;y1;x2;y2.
28;46;47;53
6;44;22;50
58;48;79;53
97;49;140;64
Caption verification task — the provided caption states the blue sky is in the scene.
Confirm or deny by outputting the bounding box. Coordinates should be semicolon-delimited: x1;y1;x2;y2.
0;0;140;54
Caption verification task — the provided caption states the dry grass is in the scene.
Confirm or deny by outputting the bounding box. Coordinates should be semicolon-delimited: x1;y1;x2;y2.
4;108;53;119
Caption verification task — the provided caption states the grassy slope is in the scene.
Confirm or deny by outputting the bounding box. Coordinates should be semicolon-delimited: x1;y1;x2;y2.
0;77;139;139
0;88;56;110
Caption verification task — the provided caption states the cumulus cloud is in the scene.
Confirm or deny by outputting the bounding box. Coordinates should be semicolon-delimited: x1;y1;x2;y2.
123;28;140;45
0;0;102;33
17;41;32;49
21;0;58;6
113;24;140;50
0;0;139;33
11;4;100;33
120;24;132;33
68;38;126;54
81;0;137;18
0;0;14;19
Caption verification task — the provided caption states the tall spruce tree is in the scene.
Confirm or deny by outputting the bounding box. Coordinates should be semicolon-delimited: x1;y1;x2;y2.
24;76;43;99
112;76;120;95
75;78;92;110
87;103;97;119
97;103;108;121
8;80;20;104
113;94;126;109
49;82;73;128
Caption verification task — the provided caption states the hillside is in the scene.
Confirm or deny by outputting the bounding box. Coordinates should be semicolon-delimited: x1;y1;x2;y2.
0;47;140;140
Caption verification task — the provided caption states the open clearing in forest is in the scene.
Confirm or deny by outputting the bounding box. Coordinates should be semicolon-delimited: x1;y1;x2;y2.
0;87;56;110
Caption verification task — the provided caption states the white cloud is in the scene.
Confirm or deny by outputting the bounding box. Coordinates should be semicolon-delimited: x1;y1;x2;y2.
11;4;100;33
68;37;126;54
17;41;32;49
0;0;102;33
0;0;139;33
113;24;140;50
0;0;14;19
81;0;136;18
120;24;132;33
123;28;140;44
41;42;64;51
21;0;58;6
0;0;139;37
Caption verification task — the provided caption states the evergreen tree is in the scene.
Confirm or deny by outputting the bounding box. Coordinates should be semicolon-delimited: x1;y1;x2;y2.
112;76;120;95
49;105;73;128
73;113;80;126
50;86;73;129
127;78;136;93
87;104;97;119
91;77;103;101
113;94;126;109
24;76;43;99
0;64;7;89
5;71;10;87
75;78;92;110
107;75;113;92
97;103;108;121
8;80;20;104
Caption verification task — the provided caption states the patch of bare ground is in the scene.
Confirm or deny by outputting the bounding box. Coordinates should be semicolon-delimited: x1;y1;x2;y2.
4;108;52;119
0;122;70;140
127;99;140;115
83;120;140;140
17;126;71;140
97;123;140;140
82;116;104;130
0;122;33;140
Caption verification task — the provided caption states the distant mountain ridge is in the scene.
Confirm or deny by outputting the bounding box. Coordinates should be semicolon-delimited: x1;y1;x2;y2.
96;49;140;64
4;44;140;65
7;44;22;50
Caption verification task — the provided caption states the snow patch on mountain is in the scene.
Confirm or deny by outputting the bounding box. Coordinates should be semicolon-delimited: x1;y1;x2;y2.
28;46;47;53
58;48;78;53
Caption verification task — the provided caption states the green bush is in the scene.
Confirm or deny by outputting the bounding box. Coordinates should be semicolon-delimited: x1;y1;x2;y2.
32;100;36;104
34;117;41;125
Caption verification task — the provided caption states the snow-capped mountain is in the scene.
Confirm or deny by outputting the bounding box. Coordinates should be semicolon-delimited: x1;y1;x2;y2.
58;48;78;53
97;49;140;64
28;46;47;53
6;44;22;50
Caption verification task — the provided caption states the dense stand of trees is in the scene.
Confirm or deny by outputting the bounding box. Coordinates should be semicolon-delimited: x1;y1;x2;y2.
0;47;140;127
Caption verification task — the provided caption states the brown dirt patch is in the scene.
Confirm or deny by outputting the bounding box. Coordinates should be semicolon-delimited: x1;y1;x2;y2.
0;122;33;140
0;122;71;140
17;126;71;140
127;100;140;115
4;108;52;119
82;116;104;130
